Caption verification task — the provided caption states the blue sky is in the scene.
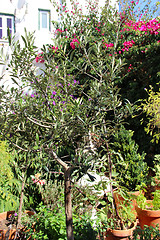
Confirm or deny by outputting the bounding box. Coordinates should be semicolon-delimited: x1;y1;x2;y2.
136;0;160;18
119;0;160;18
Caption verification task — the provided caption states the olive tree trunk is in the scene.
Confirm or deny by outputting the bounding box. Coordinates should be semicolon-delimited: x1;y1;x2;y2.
51;150;74;240
64;168;74;240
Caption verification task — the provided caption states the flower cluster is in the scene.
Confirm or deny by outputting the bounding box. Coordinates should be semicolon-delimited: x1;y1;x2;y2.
32;173;45;185
35;52;44;63
48;79;79;111
122;40;135;52
102;42;114;50
51;46;59;52
123;19;160;35
70;38;80;49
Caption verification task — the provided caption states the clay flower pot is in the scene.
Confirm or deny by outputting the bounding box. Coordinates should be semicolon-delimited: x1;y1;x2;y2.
113;190;140;218
0;210;34;240
0;211;16;240
105;221;137;240
136;200;160;230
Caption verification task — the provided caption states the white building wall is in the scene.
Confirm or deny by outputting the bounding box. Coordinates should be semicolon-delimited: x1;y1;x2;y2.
12;0;58;47
0;0;118;88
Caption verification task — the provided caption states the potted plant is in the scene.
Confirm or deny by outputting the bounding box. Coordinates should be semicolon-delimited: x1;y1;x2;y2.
96;145;137;240
135;190;160;230
0;210;34;240
144;154;160;200
152;154;160;191
97;191;137;240
113;187;142;219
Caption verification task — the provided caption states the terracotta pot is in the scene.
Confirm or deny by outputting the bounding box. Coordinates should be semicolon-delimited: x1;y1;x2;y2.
105;221;137;240
0;211;16;240
154;178;160;191
0;210;34;240
113;190;140;218
136;200;160;230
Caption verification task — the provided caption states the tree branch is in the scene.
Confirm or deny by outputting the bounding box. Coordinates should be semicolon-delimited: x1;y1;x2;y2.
0;131;29;152
50;149;70;171
26;115;53;128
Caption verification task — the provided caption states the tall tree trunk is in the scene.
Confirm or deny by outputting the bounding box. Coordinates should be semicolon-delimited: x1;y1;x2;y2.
17;172;26;229
64;168;74;240
14;172;26;240
51;150;74;240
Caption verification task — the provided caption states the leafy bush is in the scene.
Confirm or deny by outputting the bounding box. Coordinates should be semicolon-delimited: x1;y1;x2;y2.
142;86;160;143
136;190;160;210
24;203;97;240
110;126;148;191
132;225;160;239
0;141;20;212
73;214;97;240
23;203;66;240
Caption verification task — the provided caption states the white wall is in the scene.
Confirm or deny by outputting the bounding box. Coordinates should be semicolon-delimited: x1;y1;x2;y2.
12;0;58;47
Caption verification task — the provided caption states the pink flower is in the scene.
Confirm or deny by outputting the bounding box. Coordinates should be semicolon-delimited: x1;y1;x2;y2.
70;42;75;49
38;180;45;185
35;52;44;63
70;38;80;49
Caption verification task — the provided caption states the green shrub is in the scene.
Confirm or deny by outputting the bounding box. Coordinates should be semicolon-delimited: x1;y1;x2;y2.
73;214;97;240
110;126;148;191
24;203;97;240
0;141;20;212
142;86;160;143
132;225;160;239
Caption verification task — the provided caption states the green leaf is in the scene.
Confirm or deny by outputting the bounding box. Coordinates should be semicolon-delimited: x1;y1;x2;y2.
36;133;39;145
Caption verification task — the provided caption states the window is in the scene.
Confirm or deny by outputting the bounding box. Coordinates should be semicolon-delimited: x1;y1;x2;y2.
38;9;50;31
0;14;14;39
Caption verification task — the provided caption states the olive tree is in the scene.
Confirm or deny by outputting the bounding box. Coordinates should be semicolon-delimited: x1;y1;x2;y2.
0;1;133;239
